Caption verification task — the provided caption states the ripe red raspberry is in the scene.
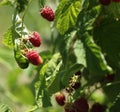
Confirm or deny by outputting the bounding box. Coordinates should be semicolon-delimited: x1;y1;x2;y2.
55;92;65;106
73;97;89;112
26;50;43;65
91;103;106;112
29;32;41;47
99;0;111;5
112;0;120;2
40;6;55;21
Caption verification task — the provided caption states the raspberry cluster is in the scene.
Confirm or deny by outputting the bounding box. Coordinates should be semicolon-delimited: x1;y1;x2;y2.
53;69;108;112
19;31;43;67
55;92;107;112
54;91;89;112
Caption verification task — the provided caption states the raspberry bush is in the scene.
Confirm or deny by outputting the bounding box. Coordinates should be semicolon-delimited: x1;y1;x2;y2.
0;0;120;112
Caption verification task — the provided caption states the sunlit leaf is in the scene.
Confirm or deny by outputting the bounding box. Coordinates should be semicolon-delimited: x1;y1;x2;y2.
0;103;13;112
14;15;29;36
2;27;14;49
35;53;62;107
55;0;81;34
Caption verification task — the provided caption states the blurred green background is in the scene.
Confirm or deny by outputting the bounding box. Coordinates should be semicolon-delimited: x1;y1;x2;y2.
0;0;58;112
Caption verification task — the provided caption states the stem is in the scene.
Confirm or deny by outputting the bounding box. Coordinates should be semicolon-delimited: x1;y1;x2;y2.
22;0;33;23
12;9;18;46
87;81;120;99
50;23;55;54
21;0;33;35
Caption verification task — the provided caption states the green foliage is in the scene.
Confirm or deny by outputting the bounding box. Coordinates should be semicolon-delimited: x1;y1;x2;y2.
38;0;46;7
93;16;120;69
0;0;14;6
1;0;120;112
110;92;120;112
0;0;29;13
79;33;112;80
35;53;62;107
55;0;81;34
0;103;13;112
16;0;28;13
14;47;29;69
2;27;14;49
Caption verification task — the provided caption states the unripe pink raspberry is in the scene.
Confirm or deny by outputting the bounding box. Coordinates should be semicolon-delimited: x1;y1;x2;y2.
40;6;55;21
26;50;43;65
29;32;41;47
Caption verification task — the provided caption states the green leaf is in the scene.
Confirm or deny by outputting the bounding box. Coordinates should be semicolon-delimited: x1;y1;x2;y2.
59;31;77;66
45;53;62;89
0;103;13;112
110;92;120;112
103;80;120;102
2;15;29;50
77;5;101;32
55;0;81;34
47;60;63;94
39;0;46;7
81;32;112;81
15;15;29;36
61;63;83;86
74;39;86;67
93;17;120;69
0;0;14;6
42;90;51;107
35;53;62;107
14;45;29;69
2;27;14;49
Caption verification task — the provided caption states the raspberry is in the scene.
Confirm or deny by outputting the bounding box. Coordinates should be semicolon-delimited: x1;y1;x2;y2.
99;0;111;5
73;97;89;112
40;6;55;21
112;0;120;2
29;32;41;47
26;50;43;65
91;103;106;112
55;92;65;106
